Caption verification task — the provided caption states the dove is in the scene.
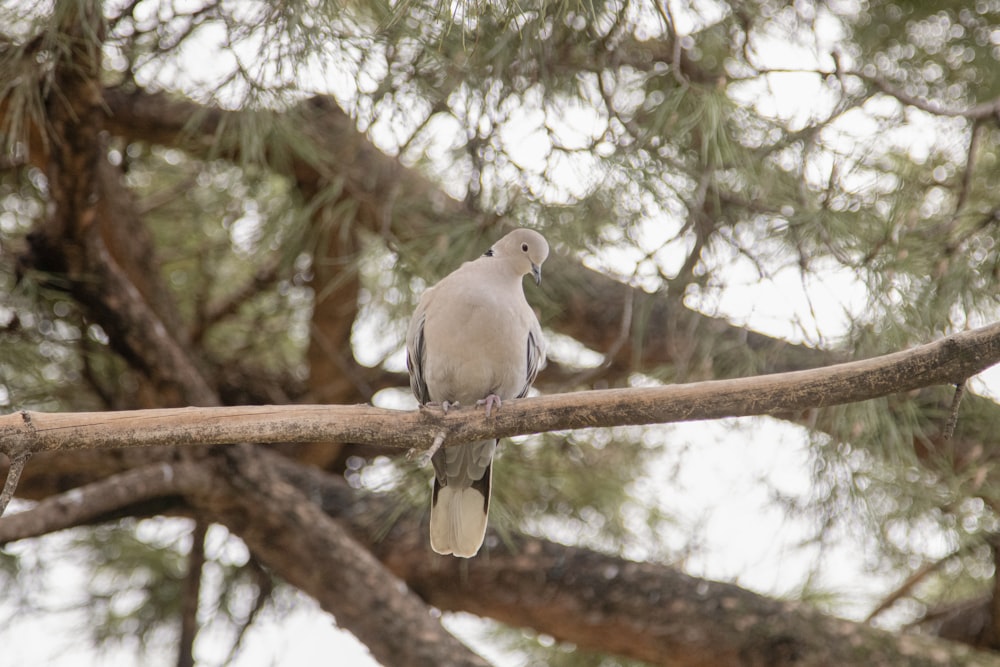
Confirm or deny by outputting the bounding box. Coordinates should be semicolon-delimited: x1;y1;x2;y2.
406;228;548;557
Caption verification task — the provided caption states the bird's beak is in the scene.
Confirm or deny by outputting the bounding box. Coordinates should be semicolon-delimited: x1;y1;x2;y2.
531;263;542;285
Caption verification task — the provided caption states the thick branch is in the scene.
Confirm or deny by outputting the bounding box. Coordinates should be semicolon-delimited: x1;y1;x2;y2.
2;321;999;456
238;454;1000;667
380;532;1000;667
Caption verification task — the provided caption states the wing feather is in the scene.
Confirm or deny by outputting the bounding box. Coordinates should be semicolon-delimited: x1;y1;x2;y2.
406;314;431;404
516;329;544;399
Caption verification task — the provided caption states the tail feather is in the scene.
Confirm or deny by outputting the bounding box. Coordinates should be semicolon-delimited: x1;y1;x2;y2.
429;462;492;558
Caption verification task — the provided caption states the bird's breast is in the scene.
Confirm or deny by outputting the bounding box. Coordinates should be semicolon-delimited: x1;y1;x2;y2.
421;293;527;404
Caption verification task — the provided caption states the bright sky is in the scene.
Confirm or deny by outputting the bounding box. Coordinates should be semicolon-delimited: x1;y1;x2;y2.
3;1;997;666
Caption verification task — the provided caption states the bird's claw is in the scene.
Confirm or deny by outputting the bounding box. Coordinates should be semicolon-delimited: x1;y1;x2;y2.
407;431;447;465
476;394;502;418
419;400;458;414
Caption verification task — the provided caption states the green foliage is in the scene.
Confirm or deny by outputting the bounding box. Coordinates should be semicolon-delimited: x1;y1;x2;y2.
77;522;189;650
484;621;654;667
129;145;313;376
0;519;289;663
495;428;674;554
849;1;1000;102
0;168;108;411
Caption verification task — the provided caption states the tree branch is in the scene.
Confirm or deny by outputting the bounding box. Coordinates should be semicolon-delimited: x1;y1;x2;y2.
2;321;999;460
867;555;955;624
14;24;218;408
0;452;29;517
178;520;206;667
0;461;203;544
863;73;1000;121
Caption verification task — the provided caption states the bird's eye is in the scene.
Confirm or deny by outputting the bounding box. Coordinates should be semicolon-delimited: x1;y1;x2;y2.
521;243;529;252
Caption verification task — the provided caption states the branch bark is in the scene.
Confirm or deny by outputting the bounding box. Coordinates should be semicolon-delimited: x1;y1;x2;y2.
3;321;999;458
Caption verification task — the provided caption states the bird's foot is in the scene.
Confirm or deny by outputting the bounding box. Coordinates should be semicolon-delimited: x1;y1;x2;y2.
407;430;447;464
420;400;459;414
476;394;502;418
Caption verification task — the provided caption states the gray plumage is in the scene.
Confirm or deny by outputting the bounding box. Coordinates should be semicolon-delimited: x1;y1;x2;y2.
406;228;548;557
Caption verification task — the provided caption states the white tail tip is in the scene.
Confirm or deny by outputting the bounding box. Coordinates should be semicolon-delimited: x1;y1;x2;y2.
430;484;488;558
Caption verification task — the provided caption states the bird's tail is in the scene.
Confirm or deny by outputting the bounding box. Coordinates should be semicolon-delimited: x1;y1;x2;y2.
429;455;493;558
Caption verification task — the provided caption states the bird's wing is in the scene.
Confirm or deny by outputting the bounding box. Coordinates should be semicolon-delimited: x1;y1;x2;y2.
405;290;433;405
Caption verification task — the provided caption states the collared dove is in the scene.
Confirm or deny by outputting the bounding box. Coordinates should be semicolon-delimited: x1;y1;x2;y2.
406;228;549;557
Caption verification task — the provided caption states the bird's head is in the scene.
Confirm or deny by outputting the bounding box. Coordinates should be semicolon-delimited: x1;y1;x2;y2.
490;228;549;285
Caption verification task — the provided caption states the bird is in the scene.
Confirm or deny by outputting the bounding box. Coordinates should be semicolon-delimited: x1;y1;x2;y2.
405;228;548;557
